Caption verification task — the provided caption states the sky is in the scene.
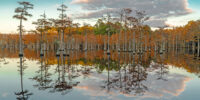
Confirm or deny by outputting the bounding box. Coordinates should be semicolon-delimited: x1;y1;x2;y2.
0;0;200;33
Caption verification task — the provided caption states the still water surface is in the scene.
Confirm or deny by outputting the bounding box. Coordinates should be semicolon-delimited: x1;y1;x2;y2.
0;49;200;100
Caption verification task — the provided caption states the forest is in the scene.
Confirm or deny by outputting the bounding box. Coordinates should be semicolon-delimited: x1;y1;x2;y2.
0;2;199;55
0;1;199;59
1;1;200;100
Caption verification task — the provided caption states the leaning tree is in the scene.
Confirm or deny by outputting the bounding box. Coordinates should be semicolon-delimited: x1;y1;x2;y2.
13;1;34;57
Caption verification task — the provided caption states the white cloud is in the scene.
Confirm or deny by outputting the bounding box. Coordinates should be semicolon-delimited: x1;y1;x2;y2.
71;0;193;27
71;0;90;4
1;92;9;98
74;68;191;100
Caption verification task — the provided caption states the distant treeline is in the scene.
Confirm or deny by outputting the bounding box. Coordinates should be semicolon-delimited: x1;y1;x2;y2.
0;19;200;50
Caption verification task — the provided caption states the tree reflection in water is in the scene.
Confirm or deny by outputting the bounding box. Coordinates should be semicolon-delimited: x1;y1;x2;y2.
155;53;169;81
0;50;8;67
0;58;9;67
81;50;93;78
15;57;33;100
8;49;198;97
101;52;148;96
122;53;148;95
50;52;80;95
31;55;52;91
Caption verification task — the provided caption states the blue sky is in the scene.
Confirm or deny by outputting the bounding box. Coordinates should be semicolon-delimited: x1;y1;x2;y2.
0;0;85;33
188;0;200;9
0;0;200;33
165;0;200;26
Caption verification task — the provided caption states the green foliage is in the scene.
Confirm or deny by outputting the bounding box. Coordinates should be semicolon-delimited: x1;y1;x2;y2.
93;58;120;72
94;19;121;35
94;19;108;35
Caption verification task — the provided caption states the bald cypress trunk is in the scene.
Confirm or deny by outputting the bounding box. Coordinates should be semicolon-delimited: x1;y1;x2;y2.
85;31;87;51
132;31;135;54
145;36;147;52
198;37;200;57
19;18;23;56
104;37;106;51
176;35;178;52
192;40;195;54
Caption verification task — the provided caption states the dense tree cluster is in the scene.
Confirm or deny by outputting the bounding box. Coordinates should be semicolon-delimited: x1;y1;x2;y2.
0;2;200;55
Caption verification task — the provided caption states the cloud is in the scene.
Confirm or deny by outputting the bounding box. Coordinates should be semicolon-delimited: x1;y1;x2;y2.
145;19;167;27
75;8;116;19
1;92;9;98
75;73;191;100
71;0;193;27
74;64;191;100
71;0;90;4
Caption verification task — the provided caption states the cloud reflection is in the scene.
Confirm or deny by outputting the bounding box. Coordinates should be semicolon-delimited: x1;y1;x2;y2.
75;66;191;100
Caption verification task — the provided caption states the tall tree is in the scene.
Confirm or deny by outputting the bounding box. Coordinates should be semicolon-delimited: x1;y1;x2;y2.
13;1;33;57
33;12;51;54
57;4;69;51
135;10;149;53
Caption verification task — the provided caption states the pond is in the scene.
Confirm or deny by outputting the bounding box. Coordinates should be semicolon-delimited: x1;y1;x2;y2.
0;49;200;100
